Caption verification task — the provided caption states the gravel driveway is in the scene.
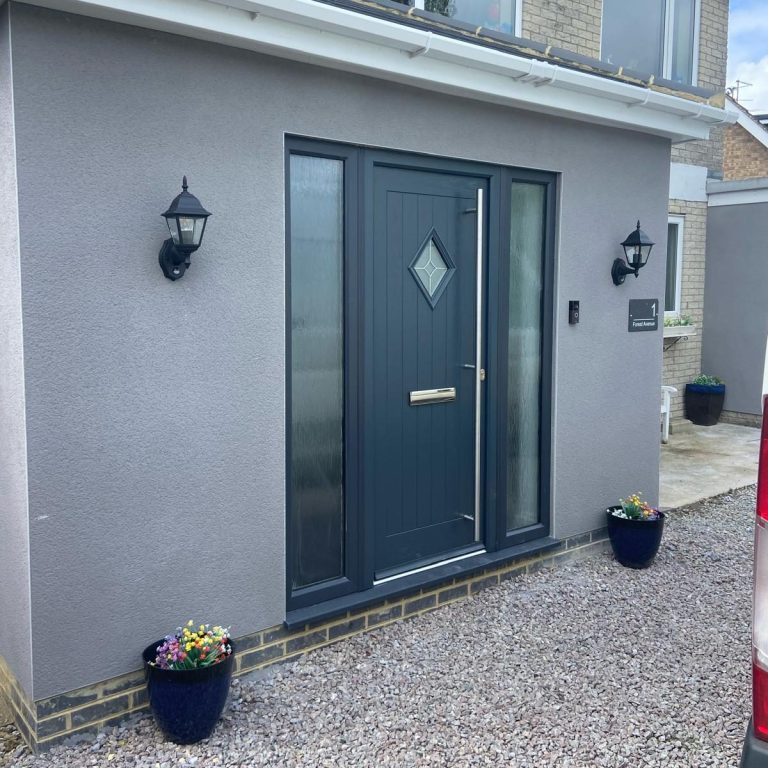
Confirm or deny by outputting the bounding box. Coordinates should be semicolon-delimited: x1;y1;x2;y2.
1;488;755;767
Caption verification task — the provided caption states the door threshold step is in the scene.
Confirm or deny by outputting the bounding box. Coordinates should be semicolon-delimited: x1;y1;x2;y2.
374;547;486;585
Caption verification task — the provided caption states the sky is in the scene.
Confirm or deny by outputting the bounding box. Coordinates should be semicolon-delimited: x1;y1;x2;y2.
728;0;768;113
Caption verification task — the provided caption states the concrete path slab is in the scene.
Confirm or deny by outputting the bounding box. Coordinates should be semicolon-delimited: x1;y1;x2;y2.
660;421;761;510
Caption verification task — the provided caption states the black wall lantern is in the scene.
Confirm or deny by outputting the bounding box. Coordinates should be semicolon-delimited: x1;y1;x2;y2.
612;220;654;286
159;176;211;280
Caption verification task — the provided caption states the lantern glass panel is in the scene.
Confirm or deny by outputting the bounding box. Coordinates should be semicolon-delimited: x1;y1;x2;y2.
179;216;197;246
194;217;207;245
166;217;181;245
640;243;653;264
624;245;640;267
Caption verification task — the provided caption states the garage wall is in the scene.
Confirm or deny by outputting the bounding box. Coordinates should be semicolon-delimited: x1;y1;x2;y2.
703;199;768;417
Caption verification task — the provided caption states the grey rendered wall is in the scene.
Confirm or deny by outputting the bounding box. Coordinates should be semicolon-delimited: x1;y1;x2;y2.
10;4;668;699
702;203;768;415
0;2;33;698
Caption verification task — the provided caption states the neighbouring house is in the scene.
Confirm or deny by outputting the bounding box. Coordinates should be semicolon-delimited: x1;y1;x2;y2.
700;96;768;428
0;0;731;751
723;95;768;181
662;0;730;424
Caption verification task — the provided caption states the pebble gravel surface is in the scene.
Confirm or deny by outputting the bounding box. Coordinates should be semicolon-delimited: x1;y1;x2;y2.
1;488;755;767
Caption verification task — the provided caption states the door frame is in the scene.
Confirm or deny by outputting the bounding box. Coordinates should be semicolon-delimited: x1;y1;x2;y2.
285;137;556;611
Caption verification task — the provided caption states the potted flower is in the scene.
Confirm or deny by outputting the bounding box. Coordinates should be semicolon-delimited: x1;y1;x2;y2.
684;374;725;426
142;621;234;744
606;493;665;569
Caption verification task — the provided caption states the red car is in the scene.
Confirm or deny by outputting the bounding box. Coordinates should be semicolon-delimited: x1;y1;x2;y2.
742;397;768;766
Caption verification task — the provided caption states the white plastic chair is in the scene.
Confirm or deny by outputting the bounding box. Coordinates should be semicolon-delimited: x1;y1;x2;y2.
661;386;677;444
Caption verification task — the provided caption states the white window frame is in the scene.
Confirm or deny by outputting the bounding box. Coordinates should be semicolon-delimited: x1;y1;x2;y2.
662;0;701;84
600;0;701;86
412;0;522;37
666;215;685;317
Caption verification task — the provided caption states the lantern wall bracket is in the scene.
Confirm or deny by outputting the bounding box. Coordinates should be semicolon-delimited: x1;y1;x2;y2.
159;239;191;281
611;258;640;286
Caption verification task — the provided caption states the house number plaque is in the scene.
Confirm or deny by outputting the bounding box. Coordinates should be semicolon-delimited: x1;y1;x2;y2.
628;299;659;332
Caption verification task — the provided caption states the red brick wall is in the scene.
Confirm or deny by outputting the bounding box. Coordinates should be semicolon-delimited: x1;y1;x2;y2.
723;123;768;181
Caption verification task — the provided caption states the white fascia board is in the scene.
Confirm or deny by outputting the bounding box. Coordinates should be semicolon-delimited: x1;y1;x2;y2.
726;97;768;149
669;162;708;202
21;0;732;142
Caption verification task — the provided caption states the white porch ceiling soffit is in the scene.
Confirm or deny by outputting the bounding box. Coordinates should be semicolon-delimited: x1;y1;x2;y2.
21;0;735;142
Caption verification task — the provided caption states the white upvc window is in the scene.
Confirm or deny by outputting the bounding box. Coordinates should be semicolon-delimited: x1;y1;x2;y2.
601;0;700;86
409;0;521;37
665;215;685;316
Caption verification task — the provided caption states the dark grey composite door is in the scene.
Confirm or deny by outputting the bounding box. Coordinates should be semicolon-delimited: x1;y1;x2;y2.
367;166;486;576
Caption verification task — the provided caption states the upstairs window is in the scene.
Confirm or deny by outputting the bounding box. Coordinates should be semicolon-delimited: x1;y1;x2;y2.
602;0;698;85
401;0;518;35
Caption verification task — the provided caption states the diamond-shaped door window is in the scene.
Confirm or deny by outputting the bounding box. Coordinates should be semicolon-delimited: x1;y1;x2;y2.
409;229;455;308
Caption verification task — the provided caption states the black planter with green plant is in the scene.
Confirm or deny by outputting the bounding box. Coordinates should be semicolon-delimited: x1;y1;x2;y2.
684;374;725;426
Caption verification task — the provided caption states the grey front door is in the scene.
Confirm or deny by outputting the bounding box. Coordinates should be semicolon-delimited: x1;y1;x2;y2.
366;165;486;577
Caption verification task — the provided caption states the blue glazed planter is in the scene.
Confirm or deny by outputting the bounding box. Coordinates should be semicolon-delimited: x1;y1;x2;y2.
142;639;234;745
606;507;665;569
684;383;725;425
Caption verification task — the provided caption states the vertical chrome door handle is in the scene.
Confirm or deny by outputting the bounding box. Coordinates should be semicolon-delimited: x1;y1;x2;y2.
473;187;483;543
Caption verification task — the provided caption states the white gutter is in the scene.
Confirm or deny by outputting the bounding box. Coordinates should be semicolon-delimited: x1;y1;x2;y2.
22;0;733;142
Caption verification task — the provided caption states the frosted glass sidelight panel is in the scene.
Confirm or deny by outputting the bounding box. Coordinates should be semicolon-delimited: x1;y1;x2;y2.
289;155;345;589
507;183;546;532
